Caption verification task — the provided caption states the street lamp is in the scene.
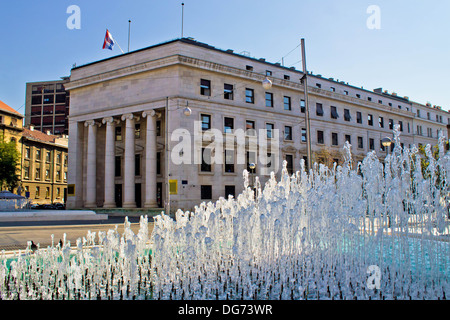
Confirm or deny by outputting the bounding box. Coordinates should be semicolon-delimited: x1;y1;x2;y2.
249;162;256;199
381;137;392;156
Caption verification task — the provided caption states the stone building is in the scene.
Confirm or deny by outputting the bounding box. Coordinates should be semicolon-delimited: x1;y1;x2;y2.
20;126;68;205
65;38;449;212
0;99;23;145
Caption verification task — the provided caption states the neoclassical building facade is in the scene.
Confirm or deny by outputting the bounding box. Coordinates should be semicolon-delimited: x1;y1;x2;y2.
65;38;449;211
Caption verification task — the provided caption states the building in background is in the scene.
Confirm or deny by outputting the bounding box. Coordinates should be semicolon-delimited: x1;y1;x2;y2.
25;78;70;135
0;99;23;144
20;126;68;205
65;38;449;211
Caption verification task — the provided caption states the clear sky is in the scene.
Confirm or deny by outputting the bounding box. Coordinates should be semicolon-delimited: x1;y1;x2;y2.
1;0;450;114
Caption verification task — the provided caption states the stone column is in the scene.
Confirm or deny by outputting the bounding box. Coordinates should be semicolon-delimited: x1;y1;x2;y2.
84;120;99;208
121;113;136;208
102;117;117;208
142;110;159;208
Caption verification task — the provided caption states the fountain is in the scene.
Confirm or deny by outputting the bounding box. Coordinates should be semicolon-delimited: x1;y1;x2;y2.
1;127;449;300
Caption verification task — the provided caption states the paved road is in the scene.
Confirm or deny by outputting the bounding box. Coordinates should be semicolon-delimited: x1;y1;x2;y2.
0;220;154;251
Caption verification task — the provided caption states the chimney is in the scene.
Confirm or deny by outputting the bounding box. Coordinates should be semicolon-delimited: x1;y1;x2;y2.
29;125;34;131
47;130;51;135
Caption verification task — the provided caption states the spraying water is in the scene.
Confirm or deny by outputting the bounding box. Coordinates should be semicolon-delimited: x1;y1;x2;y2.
1;127;449;300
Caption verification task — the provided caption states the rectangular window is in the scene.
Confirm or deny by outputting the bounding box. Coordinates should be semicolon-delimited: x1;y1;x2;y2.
200;79;211;96
284;75;290;80
344;109;351;121
317;130;324;144
135;154;141;176
115;127;122;141
224;117;234;133
36;149;41;161
24;166;29;179
398;120;403;132
357;136;364;149
284;126;292;140
266;123;274;139
201;148;212;172
265;92;273;107
345;134;351;144
389;119;394;130
246;65;253;71
25;148;30;159
368;114;374;126
284;96;291;110
330;87;336;92
379;116;384;128
331;106;339;119
245;88;254;104
224;83;234;100
201;185;212;200
332;132;338;146
31;95;42;105
246;120;256;136
316;103;324;116
135;123;141;139
246;151;256;172
201;114;211;131
300;100;305;113
224;150;235;173
301;128;307;143
285;155;294;175
35;187;40;198
356;112;362;124
156;152;161;175
115;156;121;177
266;70;272;76
45;169;50;180
225;185;235;198
369;138;375;151
35;167;40;180
316;83;322;89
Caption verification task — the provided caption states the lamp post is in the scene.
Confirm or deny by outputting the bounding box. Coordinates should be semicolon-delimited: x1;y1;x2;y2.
381;137;392;157
249;162;256;200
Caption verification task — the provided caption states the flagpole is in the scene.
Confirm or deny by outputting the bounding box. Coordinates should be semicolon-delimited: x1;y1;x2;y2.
181;3;184;38
128;20;131;52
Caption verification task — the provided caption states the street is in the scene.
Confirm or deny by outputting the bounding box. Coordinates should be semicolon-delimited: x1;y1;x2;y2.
0;218;154;251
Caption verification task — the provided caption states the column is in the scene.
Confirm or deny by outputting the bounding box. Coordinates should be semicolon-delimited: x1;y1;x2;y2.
102;117;117;208
142;110;158;208
121;113;136;208
84;120;98;208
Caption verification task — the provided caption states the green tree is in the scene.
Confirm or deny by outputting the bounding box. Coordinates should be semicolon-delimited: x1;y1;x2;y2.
0;140;20;191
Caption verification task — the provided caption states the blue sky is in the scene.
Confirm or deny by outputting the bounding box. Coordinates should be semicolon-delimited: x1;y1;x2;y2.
1;0;450;114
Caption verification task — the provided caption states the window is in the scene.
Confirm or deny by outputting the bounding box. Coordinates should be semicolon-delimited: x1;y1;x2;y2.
427;112;431;120
115;127;122;141
344;90;349;95
389;119;394;130
201;114;211;131
25;148;30;159
115;156;121;177
265;92;273;107
316;103;324;116
330;87;336;92
245;88;254;104
56;188;61;198
356;94;361;98
156;152;161;175
356;112;362;124
284;75;290;80
246;120;256;136
368;114;374;126
417;109;421;117
156;120;161;136
56;170;61;181
317;130;324;144
284;96;291;110
224;84;234;100
56;153;61;164
369;138;375;151
201;148;212;172
224;117;234;133
225;185;235;198
398;120;403;132
379;116;384;128
200;79;211;96
266;70;272;76
45;169;50;180
378;100;383;104
284;126;292;140
301;128;307;142
367;97;372;102
35;168;41;180
201;185;212;200
345;134;351;144
35;187;40;198
24;166;29;179
36;149;41;161
135;154;141;176
300;100;305;113
31;95;42;105
332;132;338;146
224;150;234;173
285;155;294;175
331;106;339;119
357;136;364;149
246;65;253;71
344;109;351;121
43;95;54;104
135;123;141;139
316;83;322;88
266;123;274;139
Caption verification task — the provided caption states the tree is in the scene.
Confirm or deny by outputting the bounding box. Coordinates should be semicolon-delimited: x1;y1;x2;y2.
0;139;20;191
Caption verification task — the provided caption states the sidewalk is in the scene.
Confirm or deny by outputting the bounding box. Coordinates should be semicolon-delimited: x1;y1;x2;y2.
0;210;108;222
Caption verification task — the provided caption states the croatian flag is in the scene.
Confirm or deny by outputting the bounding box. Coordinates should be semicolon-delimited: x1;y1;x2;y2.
102;29;115;50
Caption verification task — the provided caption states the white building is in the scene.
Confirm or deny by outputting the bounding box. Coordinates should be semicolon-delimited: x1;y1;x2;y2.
65;38;449;212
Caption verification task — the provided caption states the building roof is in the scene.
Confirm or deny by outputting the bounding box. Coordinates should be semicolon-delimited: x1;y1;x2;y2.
22;127;59;144
0;100;23;117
